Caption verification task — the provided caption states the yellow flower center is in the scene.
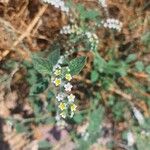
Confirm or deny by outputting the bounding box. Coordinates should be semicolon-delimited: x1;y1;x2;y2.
65;74;72;81
68;94;75;102
54;78;61;86
58;102;66;111
54;69;61;76
70;104;77;112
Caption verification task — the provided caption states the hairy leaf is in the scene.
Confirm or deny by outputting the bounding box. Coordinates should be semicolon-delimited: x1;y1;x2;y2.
32;54;52;75
69;56;86;75
48;44;60;66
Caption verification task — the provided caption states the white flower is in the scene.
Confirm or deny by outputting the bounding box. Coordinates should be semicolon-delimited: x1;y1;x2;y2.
53;64;61;71
60;25;72;34
127;131;135;146
58;56;64;64
64;82;73;92
102;18;123;32
56;93;65;101
42;0;69;13
67;94;75;102
133;107;144;125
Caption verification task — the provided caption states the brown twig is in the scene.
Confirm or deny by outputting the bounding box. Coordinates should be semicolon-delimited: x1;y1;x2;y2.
12;4;48;48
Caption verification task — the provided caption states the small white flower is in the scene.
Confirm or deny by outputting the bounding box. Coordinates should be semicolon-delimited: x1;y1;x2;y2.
53;64;61;71
133;107;144;125
127;131;135;146
102;18;123;32
56;93;65;101
58;56;64;64
67;94;75;102
42;0;69;13
64;83;73;92
60;25;72;34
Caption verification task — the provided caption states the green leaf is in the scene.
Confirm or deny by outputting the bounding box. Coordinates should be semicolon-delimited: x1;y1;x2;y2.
48;44;60;66
94;54;106;72
76;4;99;21
122;130;128;140
136;133;150;150
83;10;99;20
38;140;51;150
69;56;86;75
141;31;150;48
73;114;84;124
15;123;28;133
88;106;104;134
126;53;137;63
145;65;150;74
30;80;48;95
135;61;144;72
91;70;99;82
32;54;52;75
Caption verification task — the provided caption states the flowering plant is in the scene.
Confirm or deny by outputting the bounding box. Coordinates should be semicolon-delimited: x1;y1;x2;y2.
31;44;86;119
0;0;149;149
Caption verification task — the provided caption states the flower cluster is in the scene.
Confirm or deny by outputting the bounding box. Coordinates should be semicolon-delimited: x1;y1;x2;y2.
51;57;77;119
85;32;99;50
42;0;69;13
60;24;82;35
60;24;99;50
102;18;123;32
60;25;72;34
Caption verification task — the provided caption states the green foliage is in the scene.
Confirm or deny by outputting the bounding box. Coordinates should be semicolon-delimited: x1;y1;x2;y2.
73;113;84;124
76;4;100;21
93;53;128;77
136;133;150;150
141;31;150;48
38;140;51;150
90;70;99;82
69;56;87;75
126;53;137;63
77;106;104;150
31;47;60;76
48;44;60;66
112;100;127;121
135;61;144;72
25;64;48;96
32;54;52;75
1;1;149;149
87;106;104;134
145;65;150;74
15;123;28;133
